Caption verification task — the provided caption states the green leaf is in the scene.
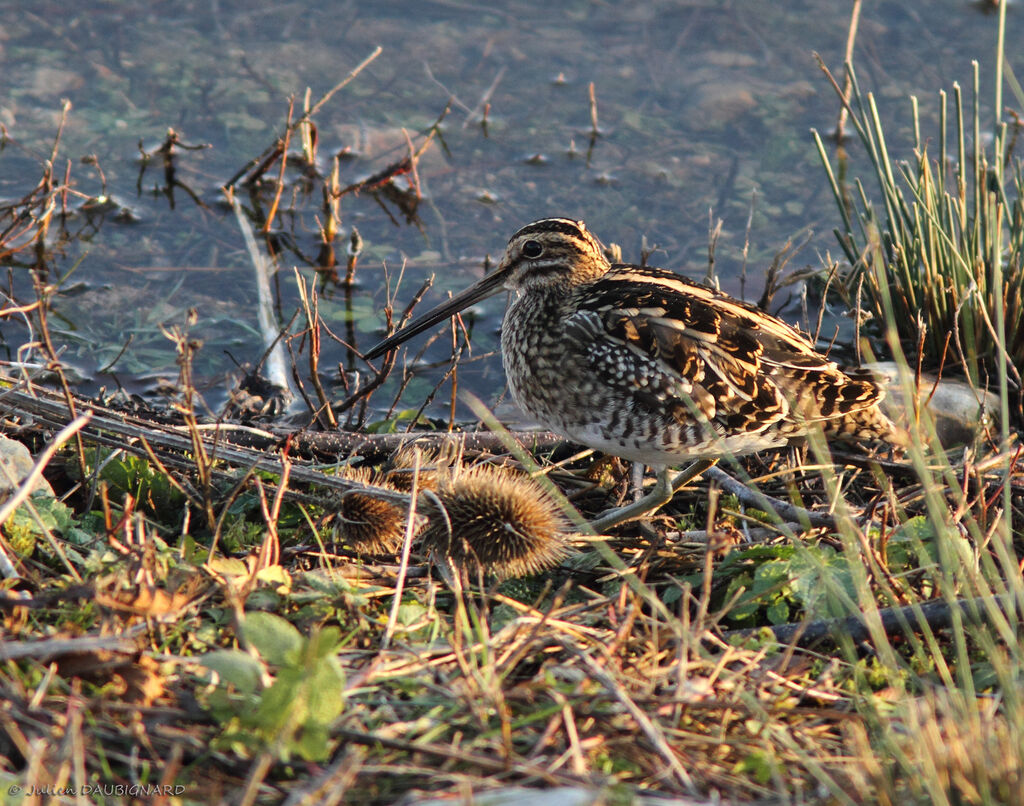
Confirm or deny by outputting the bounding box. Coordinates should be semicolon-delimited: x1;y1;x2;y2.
295;724;332;761
199;649;263;694
206;556;249;577
765;599;790;625
734;749;777;785
306;626;343;660
397;600;428;626
365;409;435;434
886;515;940;569
305;658;345;722
255;672;304;734
723;573;758;622
8;493;75;534
789;549;856;620
244;611;303;666
255;564;292;589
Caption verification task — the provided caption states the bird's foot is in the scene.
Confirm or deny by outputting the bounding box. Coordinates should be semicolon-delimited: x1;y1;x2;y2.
589;459;717;532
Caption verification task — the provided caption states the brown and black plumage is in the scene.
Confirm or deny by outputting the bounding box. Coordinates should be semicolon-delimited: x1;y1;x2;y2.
366;218;904;527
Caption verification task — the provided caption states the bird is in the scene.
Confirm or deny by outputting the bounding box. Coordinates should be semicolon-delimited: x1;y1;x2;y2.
364;217;905;530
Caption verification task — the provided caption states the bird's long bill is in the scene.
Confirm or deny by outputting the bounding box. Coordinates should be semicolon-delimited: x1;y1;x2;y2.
363;266;510;360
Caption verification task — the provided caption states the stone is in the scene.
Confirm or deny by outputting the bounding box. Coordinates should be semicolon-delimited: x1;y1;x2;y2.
0;436;55;500
871;362;1000;447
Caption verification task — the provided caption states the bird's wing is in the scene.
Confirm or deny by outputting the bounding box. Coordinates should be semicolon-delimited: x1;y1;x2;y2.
574;265;883;428
568;266;789;437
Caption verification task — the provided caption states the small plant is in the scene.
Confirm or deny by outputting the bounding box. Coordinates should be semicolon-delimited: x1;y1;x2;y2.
80;448;186;518
198;611;345;762
1;491;77;557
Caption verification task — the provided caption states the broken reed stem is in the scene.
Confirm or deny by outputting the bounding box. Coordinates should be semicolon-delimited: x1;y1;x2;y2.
344;227;361;286
405;338;467;433
463;66;506;129
448;316;459;431
229;189;293;397
31;100;69;254
167;318;220;533
295;270;337;428
401;127;421;200
325;156;341;253
588;81;599;136
262;98;294;234
250;457;291;587
301;87;315;164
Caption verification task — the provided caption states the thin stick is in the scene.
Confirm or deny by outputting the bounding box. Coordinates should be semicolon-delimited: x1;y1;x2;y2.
723;592;1023;647
253;456;290;576
295;269;337;427
0;623;147;661
223;46;383;188
401;127;422;200
308;46;383;119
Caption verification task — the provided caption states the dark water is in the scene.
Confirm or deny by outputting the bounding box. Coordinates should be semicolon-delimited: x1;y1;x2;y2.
0;0;1014;425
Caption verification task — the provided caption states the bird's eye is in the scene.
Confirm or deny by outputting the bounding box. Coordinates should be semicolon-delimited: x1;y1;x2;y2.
521;239;544;258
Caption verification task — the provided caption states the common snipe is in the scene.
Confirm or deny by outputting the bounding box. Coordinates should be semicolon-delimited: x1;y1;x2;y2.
365;218;904;529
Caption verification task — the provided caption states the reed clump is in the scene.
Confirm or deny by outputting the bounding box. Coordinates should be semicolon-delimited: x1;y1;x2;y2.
815;62;1024;404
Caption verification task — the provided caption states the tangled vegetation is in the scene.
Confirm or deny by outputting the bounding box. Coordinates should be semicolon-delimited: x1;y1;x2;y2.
1;10;1023;806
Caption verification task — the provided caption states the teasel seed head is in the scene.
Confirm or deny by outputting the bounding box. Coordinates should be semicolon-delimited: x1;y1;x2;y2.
383;443;461;492
420;465;571;578
332;467;410;555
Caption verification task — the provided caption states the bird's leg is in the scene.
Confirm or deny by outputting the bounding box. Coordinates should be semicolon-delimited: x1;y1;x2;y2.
670;458;718;491
631;461;645;503
589;458;717;532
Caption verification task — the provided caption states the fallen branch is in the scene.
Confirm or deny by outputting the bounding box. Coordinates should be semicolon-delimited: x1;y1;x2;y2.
0;623;147;661
0;374;565;513
723;593;1024;647
706;464;838;529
